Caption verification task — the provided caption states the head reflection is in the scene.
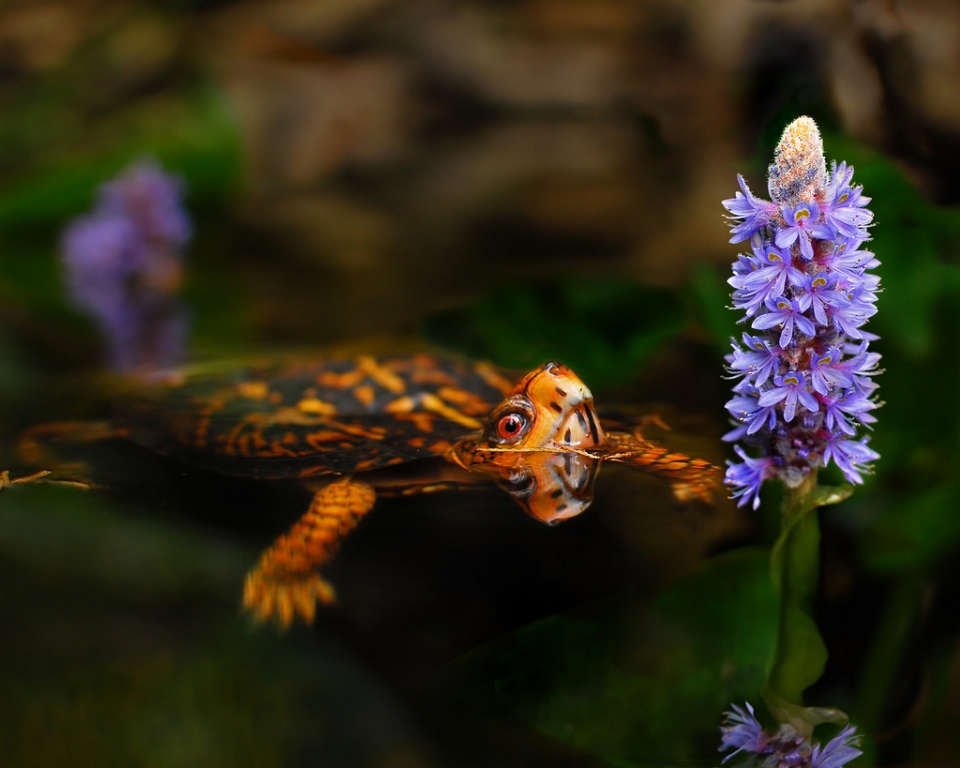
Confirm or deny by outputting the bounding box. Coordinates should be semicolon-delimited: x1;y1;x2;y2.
494;450;599;526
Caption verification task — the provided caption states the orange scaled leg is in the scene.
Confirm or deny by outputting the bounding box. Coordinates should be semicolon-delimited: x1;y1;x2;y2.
243;478;376;628
608;432;720;504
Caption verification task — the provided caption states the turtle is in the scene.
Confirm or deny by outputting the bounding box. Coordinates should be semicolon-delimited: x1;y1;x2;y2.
19;353;719;627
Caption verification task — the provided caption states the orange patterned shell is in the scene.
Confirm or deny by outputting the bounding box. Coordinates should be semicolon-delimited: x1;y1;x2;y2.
120;354;516;479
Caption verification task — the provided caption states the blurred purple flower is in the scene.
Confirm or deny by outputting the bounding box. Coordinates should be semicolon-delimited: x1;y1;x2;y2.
719;703;863;767
721;117;881;506
61;160;191;375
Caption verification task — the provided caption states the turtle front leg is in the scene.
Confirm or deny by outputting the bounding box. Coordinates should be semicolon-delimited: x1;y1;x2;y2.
243;478;376;628
606;432;720;504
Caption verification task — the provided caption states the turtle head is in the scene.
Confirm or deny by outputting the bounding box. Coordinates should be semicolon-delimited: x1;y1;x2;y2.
479;361;606;452
449;361;604;525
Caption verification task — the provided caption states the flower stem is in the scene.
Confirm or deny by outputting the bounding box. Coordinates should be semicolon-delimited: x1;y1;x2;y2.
763;471;852;736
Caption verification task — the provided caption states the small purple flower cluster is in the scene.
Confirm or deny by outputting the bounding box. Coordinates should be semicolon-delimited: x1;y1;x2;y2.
722;117;881;509
720;702;862;768
62;160;191;374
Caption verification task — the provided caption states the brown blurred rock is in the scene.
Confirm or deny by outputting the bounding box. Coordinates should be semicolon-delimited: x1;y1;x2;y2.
418;2;630;110
204;0;392;47
215;44;412;192
260;193;394;268
849;0;960;200
9;0;960;336
0;1;96;72
99;10;182;99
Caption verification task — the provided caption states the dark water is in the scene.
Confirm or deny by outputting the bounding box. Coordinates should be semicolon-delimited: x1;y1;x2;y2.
0;401;741;767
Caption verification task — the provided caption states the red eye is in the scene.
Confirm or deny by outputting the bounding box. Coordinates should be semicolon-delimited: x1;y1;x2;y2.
497;413;527;441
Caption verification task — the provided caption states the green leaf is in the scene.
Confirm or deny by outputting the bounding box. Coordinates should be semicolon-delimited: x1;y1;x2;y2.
761;685;848;741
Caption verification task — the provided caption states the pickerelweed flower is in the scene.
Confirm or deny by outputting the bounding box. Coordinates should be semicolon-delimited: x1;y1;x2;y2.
722;117;881;509
719;702;862;767
61;159;191;375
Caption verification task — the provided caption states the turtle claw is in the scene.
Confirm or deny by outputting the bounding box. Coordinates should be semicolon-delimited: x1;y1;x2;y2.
243;568;337;629
0;469;97;491
0;470;49;489
668;477;719;504
633;414;672;437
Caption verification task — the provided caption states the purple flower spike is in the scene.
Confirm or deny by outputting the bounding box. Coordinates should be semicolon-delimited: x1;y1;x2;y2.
719;702;863;768
721;117;881;507
61;159;191;375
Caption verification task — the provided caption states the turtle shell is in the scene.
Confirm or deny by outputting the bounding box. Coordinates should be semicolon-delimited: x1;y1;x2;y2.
119;353;517;480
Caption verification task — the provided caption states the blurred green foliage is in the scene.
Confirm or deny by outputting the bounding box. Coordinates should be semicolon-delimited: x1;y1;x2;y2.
824;135;960;576
490;549;778;767
423;279;687;391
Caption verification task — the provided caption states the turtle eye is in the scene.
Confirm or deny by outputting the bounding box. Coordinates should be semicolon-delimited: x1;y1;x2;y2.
496;412;528;441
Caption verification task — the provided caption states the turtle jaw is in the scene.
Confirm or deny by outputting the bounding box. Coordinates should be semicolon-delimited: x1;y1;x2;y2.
549;400;605;451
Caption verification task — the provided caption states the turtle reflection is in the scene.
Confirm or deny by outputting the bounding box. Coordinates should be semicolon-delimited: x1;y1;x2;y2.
481;449;600;526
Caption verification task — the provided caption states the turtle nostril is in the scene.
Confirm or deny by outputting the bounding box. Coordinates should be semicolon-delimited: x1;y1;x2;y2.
544;362;560;375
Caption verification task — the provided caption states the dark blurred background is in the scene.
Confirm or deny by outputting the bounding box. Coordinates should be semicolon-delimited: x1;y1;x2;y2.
3;1;960;766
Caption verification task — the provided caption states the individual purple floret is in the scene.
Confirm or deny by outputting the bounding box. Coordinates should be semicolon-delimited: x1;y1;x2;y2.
809;725;864;768
720;701;769;760
722;117;881;508
61;159;191;375
719;702;863;767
